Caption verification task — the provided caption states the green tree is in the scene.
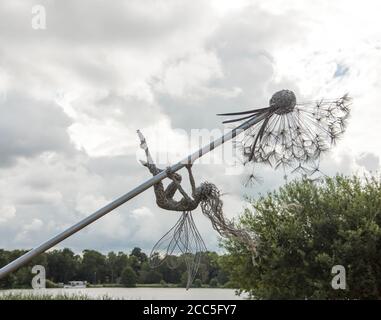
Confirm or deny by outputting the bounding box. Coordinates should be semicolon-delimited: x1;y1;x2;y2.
222;175;381;299
46;248;79;283
106;251;118;284
138;261;163;284
216;257;229;286
0;247;228;288
80;250;107;284
210;278;218;288
156;255;183;284
180;272;188;288
144;270;163;284
114;251;129;283
121;266;137;287
106;251;129;284
129;247;147;275
194;279;202;288
131;247;147;263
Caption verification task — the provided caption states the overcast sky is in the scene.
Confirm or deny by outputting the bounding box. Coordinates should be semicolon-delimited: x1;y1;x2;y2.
1;0;381;254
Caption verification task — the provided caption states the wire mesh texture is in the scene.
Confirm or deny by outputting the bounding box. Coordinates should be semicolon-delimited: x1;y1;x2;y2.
199;183;257;254
148;182;256;289
219;90;351;184
149;211;206;290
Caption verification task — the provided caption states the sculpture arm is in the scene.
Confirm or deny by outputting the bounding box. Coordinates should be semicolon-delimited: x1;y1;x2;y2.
186;164;197;197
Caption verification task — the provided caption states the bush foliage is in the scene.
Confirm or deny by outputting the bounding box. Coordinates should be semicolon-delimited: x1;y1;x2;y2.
222;175;381;299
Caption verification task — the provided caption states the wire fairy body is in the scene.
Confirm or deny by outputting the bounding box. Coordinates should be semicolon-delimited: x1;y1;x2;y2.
137;130;257;289
137;130;210;212
137;130;211;289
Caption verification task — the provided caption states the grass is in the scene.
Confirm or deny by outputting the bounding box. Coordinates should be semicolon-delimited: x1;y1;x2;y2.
0;292;95;300
135;283;178;288
0;284;234;300
0;289;117;301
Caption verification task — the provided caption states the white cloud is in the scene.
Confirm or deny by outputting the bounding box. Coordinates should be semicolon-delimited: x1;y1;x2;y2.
156;50;223;98
131;206;154;218
75;194;108;216
0;205;16;224
15;218;44;242
24;218;44;232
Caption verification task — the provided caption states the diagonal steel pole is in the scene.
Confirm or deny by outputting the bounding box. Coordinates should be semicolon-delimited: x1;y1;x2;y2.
0;113;267;279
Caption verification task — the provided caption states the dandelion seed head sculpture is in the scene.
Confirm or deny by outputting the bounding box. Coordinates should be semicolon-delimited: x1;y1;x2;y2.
219;90;351;182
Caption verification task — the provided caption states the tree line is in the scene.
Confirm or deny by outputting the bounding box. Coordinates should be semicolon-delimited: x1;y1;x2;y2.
0;247;230;289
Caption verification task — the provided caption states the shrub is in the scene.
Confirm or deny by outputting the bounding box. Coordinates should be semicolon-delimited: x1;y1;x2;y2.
209;278;218;288
222;175;381;299
120;266;137;287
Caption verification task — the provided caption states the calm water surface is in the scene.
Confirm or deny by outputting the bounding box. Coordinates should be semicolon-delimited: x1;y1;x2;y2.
1;287;246;300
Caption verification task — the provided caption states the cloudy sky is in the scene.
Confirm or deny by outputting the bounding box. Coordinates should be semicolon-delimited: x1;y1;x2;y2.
0;0;380;254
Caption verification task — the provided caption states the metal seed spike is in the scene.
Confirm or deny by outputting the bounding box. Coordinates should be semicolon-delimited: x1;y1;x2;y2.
218;90;351;181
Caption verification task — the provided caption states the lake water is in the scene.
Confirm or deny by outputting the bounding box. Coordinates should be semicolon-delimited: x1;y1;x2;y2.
1;288;246;300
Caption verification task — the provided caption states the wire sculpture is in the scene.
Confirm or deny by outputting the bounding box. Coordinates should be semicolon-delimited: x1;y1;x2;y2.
0;90;352;281
149;211;206;289
136;90;351;289
199;183;257;257
218;90;351;183
137;130;256;289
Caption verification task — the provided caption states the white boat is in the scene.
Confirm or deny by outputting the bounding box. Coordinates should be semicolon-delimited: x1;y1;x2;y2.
63;281;87;288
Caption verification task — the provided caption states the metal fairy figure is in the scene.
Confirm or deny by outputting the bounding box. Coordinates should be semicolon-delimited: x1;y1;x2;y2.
137;130;256;289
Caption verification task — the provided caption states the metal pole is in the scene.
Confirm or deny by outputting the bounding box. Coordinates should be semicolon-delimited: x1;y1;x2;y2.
0;113;267;279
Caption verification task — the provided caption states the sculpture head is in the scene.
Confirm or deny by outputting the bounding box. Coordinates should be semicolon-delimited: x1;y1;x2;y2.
195;182;219;201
